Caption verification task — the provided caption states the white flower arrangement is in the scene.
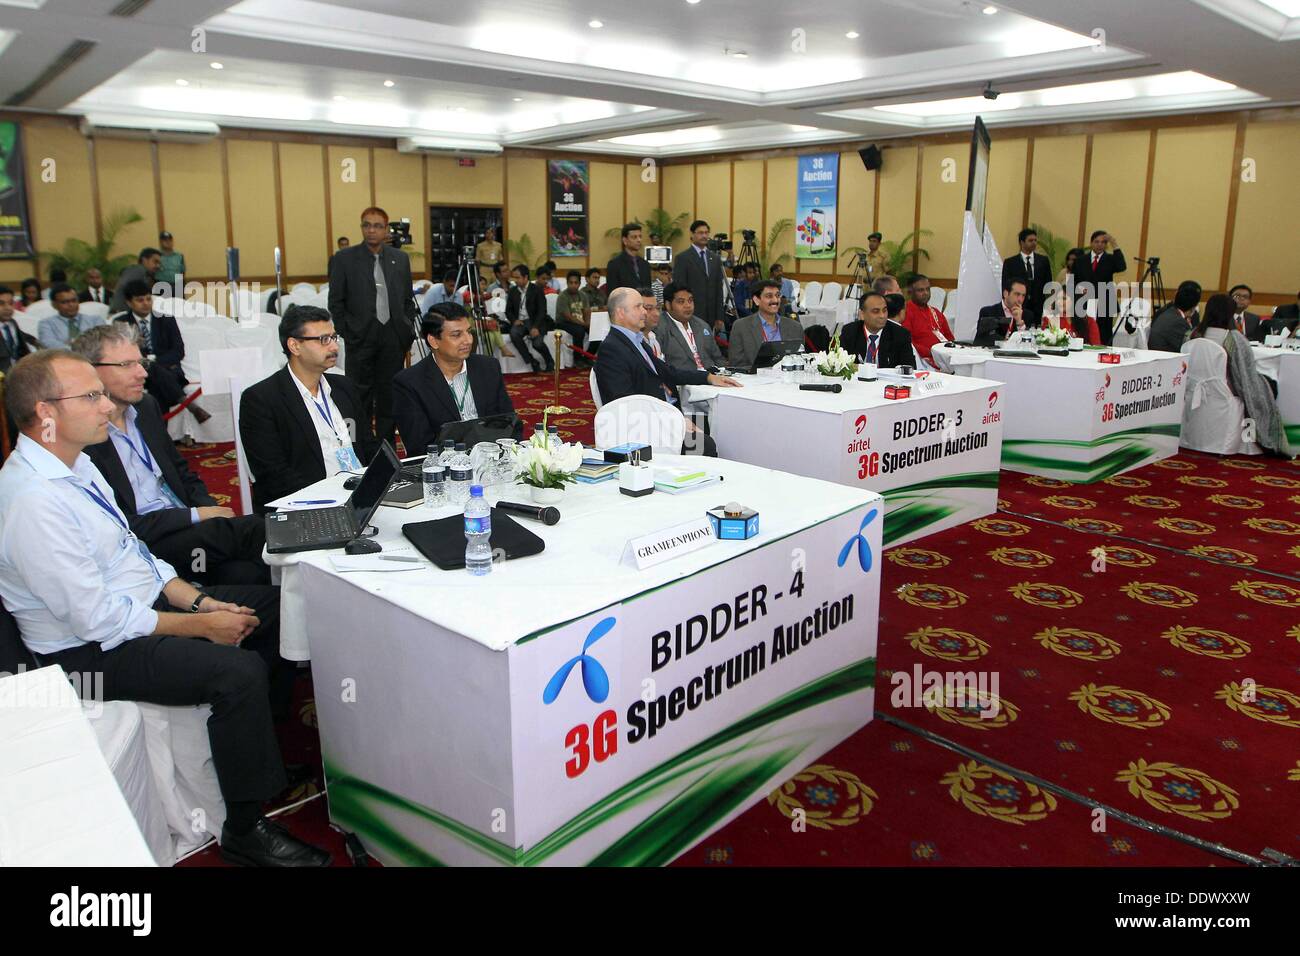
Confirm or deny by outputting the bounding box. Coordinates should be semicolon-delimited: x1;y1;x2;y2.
511;406;584;490
815;329;859;380
1035;325;1071;348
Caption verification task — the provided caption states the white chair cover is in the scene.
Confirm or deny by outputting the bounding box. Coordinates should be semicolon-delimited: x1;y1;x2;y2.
595;395;684;454
222;322;284;379
21;300;55;321
545;295;559;320
802;281;824;310
166;325;233;443
822;281;843;303
929;287;947;311
1179;338;1261;455
79;302;111;321
589;368;603;409
291;282;317;297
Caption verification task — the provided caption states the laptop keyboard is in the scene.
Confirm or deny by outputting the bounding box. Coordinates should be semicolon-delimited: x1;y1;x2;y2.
296;507;355;542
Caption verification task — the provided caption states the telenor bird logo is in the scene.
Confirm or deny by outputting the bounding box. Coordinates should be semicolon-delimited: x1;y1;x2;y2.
837;508;878;573
543;617;615;704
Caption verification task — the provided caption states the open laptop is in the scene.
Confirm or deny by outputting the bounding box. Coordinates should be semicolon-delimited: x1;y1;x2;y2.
751;339;803;371
265;441;401;554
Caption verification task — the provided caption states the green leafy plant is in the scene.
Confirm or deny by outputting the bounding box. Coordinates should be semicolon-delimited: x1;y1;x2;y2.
756;218;793;277
38;207;143;288
503;233;548;271
839;229;933;286
605;208;691;247
1028;222;1072;275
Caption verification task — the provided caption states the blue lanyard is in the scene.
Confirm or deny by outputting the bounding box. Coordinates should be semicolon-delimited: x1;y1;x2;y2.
308;388;345;444
79;480;128;532
121;425;155;473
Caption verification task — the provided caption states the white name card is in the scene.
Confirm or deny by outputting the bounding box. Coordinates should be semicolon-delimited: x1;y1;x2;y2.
622;516;715;570
919;378;946;393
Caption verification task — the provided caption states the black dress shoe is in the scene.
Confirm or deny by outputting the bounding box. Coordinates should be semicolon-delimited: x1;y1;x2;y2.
220;817;332;867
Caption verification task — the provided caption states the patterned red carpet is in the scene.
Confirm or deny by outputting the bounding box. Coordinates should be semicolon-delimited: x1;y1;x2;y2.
176;370;1299;867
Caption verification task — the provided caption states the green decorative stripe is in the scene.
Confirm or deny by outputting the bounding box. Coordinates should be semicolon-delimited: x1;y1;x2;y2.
879;471;999;544
1284;424;1300;444
324;657;876;867
1002;425;1181;482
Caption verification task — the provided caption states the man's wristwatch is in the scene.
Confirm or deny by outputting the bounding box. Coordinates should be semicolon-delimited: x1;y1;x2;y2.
189;591;208;613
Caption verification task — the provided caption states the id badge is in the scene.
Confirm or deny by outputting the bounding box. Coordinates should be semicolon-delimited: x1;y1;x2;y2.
335;446;362;472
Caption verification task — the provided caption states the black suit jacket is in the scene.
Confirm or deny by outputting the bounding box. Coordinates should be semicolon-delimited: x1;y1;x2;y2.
1071;249;1127;318
595;326;709;405
1266;304;1300;336
1237;311;1263;343
327;243;418;349
505;283;548;329
606;252;651;294
111;310;184;367
671;245;725;328
79;286;110;305
0;319;35;373
239;367;377;513
1148;306;1196;353
975;303;1039;346
1002;252;1052;316
840;320;914;368
392;354;514;457
83;395;217;544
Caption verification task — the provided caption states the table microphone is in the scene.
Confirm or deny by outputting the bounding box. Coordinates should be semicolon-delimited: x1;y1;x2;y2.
495;500;561;525
800;383;842;393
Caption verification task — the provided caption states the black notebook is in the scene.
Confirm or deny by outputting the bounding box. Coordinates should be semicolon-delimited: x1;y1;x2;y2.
401;509;546;569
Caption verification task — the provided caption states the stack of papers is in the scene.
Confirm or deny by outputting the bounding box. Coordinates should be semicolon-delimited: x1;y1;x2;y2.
653;467;721;494
576;460;619;483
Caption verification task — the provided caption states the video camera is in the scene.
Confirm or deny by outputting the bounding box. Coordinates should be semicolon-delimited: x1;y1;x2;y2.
388;218;413;248
707;233;732;253
741;229;756;242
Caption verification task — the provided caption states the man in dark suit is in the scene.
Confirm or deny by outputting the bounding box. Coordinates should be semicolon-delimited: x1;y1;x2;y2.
1070;229;1127;345
394;302;516;456
505;265;553;372
595;288;740;456
110;278;211;422
109;248;161;314
606;222;651;293
239;306;377;513
1228;284;1264;342
78;267;110;305
73;325;269;586
975;278;1035;346
1002;228;1052;319
1266;291;1300;336
728;280;805;371
1148;281;1202;353
842;292;915;367
659;282;725;373
327;205;418;446
0;285;36;373
671;219;726;335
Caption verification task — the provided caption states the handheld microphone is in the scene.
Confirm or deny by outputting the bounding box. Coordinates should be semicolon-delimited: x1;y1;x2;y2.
799;383;843;393
495;500;561;525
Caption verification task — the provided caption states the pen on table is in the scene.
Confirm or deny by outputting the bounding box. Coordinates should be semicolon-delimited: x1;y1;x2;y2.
287;499;338;506
379;555;422;563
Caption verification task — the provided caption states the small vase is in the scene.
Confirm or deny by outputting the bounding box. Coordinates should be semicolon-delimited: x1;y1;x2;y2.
531;485;564;505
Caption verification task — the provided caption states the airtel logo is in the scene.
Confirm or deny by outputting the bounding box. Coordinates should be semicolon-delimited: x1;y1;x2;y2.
988;391;999;408
1104;373;1112;389
855;414;868;434
1180;361;1187;374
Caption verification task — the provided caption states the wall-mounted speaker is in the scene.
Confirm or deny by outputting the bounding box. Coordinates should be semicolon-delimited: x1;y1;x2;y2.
859;145;882;171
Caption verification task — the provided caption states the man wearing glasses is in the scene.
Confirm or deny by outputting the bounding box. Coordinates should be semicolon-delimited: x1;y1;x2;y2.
239;305;377;513
327;206;418;446
72;326;270;587
0;349;332;866
110;278;211;423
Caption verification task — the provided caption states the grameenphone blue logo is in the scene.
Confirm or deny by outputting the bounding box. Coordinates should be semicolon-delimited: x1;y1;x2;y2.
837;508;878;572
542;617;615;704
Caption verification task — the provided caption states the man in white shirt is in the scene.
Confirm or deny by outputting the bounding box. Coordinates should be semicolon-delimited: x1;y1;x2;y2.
0;349;330;866
79;267;109;305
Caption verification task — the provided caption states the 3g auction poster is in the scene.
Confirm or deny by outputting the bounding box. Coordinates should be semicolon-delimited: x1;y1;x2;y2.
549;159;588;257
795;154;838;260
0;122;34;258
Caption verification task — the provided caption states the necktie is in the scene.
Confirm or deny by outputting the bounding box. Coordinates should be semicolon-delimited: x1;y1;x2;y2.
1092;253;1100;268
700;247;708;277
3;323;14;353
1026;255;1034;279
67;316;79;342
866;333;879;364
1235;314;1245;334
138;316;151;352
374;254;390;325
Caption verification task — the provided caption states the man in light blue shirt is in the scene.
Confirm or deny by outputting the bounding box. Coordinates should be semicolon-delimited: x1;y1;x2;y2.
420;269;459;315
0;349;331;866
38;282;105;349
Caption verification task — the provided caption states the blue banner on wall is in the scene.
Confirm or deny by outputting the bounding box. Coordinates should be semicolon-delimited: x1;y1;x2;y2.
795;154;838;260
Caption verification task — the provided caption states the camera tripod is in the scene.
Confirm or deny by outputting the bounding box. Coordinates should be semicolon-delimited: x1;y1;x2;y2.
1117;255;1166;337
846;252;870;302
735;234;760;271
453;245;496;357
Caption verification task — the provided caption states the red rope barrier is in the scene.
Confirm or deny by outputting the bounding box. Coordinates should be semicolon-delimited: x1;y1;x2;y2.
161;387;204;421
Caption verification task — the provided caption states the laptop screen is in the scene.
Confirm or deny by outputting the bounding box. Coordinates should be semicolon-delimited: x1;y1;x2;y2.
753;339;803;369
350;441;400;530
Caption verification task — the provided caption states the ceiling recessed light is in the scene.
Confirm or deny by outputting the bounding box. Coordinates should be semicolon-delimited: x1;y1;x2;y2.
512;97;523;102
175;78;189;86
588;19;603;28
455;106;467;112
209;61;223;70
983;4;998;13
845;31;859;39
333;95;346;101
686;0;702;4
383;79;395;87
731;50;748;59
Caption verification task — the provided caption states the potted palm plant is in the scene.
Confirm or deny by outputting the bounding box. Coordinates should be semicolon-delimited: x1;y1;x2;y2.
38;207;143;289
502;233;549;271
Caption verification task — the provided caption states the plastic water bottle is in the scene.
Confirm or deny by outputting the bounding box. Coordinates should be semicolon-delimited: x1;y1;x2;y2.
464;485;492;576
437;439;456;467
533;423;545;446
547;425;560;450
422;444;445;507
447;445;474;505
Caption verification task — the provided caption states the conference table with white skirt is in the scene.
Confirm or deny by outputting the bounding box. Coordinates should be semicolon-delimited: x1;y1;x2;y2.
1248;343;1300;447
931;344;1188;482
689;368;1005;547
264;456;882;866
